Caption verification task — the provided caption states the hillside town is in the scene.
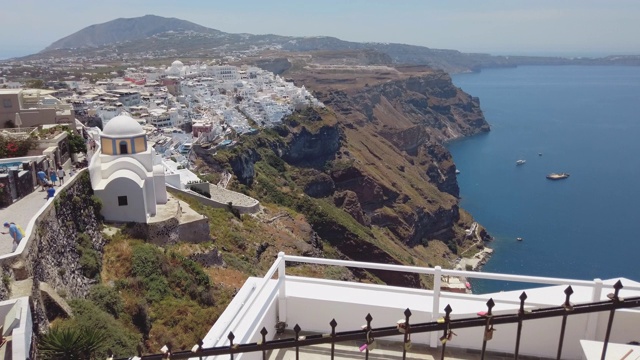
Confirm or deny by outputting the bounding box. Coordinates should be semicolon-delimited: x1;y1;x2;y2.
1;60;324;175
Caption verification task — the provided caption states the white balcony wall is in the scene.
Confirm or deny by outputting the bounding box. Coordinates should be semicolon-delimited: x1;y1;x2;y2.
202;255;640;360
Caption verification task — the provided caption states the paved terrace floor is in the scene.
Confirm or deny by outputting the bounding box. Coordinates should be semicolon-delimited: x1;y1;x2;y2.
208;183;259;208
268;336;548;360
0;171;82;256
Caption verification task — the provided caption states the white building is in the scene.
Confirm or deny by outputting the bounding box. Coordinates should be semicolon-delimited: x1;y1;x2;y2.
166;60;186;77
147;108;172;128
89;114;168;223
210;65;239;81
110;89;141;107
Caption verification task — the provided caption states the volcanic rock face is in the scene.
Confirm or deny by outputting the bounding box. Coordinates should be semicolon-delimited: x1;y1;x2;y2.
229;149;260;185
282;124;341;166
325;70;489;143
213;66;489;287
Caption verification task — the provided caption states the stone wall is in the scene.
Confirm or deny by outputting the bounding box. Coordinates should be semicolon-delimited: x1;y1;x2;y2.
18;171;105;331
178;219;210;243
124;213;210;246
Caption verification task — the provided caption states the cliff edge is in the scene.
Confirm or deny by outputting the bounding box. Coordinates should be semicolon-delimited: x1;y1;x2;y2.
200;65;491;288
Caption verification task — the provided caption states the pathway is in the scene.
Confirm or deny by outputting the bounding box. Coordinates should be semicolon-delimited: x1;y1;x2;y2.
208;183;259;208
0;171;81;256
459;222;481;257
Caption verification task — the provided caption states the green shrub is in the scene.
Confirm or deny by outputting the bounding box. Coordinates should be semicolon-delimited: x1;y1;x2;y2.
142;274;170;303
229;232;246;250
1;274;10;289
67;130;87;154
38;326;106;360
76;233;92;249
131;244;163;278
113;279;128;290
198;287;216;306
227;202;241;219
89;195;103;216
180;258;210;288
72;196;82;206
76;233;101;278
263;152;286;172
167;267;193;297
79;250;101;279
89;285;124;319
62;299;140;359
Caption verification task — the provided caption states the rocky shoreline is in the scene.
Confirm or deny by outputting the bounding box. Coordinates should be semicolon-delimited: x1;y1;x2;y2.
457;247;494;272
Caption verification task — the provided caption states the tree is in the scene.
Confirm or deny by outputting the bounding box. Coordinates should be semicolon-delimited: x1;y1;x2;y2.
38;327;106;360
67;130;87;154
25;79;45;89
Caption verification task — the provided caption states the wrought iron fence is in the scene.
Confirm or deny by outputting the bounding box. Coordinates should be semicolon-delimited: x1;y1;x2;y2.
114;280;639;360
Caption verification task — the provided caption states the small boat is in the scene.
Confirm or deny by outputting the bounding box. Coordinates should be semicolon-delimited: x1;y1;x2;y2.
516;159;526;165
538;153;543;156
516;237;523;241
546;173;570;180
455;169;461;174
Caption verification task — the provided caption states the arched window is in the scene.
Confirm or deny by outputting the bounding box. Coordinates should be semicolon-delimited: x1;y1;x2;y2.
119;141;128;154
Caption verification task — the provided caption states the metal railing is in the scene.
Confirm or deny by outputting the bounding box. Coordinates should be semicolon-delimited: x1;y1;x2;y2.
115;281;639;360
109;253;640;360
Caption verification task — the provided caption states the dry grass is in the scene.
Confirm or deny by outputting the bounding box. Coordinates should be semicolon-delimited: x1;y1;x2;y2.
101;233;136;283
205;267;248;289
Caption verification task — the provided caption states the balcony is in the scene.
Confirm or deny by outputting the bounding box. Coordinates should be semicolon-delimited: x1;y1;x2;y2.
117;254;640;360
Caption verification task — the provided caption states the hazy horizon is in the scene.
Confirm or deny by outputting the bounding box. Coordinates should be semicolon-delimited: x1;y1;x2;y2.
2;0;640;59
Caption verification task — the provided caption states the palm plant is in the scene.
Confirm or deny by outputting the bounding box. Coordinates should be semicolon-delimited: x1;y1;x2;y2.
38;327;106;360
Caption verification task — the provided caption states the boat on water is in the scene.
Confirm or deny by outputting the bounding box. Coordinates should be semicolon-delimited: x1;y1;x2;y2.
516;159;526;165
516;237;523;241
455;169;461;174
546;172;570;180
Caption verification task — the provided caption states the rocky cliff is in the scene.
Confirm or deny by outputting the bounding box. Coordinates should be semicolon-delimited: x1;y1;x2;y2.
205;66;490;288
0;172;107;333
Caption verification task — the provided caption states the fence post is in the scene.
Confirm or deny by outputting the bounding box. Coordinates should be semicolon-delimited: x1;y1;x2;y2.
277;252;287;324
430;266;442;348
585;278;603;340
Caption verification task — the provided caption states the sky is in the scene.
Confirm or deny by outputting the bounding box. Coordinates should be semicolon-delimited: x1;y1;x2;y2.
2;0;640;59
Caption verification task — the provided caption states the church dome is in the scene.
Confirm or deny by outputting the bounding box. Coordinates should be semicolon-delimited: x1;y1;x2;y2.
102;115;145;137
171;60;184;69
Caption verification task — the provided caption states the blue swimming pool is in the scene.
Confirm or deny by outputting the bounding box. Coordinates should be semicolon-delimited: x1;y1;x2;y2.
0;161;25;170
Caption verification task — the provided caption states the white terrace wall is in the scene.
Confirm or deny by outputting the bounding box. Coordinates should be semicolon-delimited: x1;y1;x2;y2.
205;253;640;360
167;186;260;214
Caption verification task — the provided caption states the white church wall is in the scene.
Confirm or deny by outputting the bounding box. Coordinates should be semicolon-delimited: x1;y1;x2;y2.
153;166;168;204
97;177;147;223
144;178;157;216
100;157;150;181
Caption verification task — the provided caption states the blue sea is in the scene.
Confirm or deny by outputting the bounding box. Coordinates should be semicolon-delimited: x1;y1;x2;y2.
448;66;640;294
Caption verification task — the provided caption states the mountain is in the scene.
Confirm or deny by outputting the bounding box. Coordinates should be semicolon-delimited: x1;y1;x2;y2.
36;15;640;73
43;14;222;51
